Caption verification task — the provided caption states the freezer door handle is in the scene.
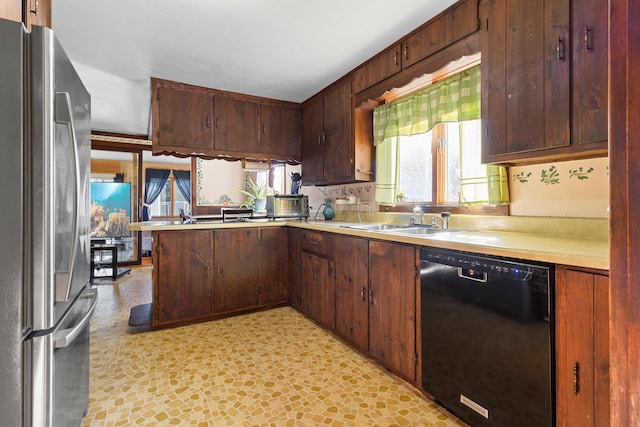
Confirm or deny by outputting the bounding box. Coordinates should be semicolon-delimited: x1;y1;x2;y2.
54;92;80;302
54;288;98;349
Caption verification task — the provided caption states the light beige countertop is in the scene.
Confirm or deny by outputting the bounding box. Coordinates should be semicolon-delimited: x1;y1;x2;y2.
129;215;609;270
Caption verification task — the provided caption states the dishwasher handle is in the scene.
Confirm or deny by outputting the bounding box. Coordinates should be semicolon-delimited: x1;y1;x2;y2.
457;267;488;283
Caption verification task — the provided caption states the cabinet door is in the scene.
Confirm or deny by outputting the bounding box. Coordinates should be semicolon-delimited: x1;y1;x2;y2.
259;227;288;305
153;231;213;326
451;0;479;42
555;268;609;427
260;104;301;158
402;13;452;69
300;251;335;330
214;229;260;313
25;0;51;28
368;241;417;382
571;0;608;146
301;98;324;183
334;235;369;353
322;81;352;182
353;44;402;93
214;96;260;154
154;85;215;154
481;0;569;160
0;0;22;22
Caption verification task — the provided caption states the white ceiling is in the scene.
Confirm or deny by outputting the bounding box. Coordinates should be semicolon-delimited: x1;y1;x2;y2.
52;0;457;136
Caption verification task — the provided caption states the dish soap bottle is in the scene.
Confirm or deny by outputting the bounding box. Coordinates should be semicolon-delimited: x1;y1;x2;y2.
322;198;334;220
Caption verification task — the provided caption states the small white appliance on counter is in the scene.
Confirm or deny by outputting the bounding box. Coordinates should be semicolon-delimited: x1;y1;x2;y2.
0;18;96;427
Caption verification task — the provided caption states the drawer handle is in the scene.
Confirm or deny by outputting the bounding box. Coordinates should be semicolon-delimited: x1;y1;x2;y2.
309;240;319;246
573;362;580;395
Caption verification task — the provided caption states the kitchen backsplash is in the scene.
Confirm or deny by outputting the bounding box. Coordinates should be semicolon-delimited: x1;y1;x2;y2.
301;157;609;219
510;157;609;218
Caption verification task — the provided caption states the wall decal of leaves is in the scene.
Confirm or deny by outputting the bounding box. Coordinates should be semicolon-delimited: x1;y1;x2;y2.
513;171;533;183
540;165;560;185
569;167;594;180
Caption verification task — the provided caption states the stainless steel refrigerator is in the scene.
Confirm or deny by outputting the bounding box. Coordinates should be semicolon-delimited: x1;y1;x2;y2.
0;18;96;427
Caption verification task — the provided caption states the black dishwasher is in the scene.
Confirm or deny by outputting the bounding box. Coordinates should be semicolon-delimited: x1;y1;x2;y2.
420;247;553;427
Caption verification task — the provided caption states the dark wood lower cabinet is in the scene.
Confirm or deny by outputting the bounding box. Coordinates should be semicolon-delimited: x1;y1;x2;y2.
152;227;287;328
368;241;418;383
258;227;288;305
153;230;214;327
555;266;609;427
334;235;369;353
214;228;260;313
300;251;335;330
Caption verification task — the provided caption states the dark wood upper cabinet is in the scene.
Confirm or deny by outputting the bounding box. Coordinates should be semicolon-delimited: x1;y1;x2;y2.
302;79;373;185
153;83;215;155
322;81;353;182
301;96;325;183
403;13;453;69
353;44;403;94
151;78;301;161
353;0;478;94
571;0;608;147
260;104;301;159
480;0;608;164
214;95;260;154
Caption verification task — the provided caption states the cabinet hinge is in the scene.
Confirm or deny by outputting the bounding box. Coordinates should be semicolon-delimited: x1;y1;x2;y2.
157;91;160;101
414;266;419;279
156;246;162;254
415;353;419;365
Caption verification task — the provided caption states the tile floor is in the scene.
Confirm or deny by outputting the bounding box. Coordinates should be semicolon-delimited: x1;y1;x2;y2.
83;266;467;427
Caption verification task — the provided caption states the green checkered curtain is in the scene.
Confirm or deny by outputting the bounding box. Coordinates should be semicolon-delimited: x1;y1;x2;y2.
373;65;509;206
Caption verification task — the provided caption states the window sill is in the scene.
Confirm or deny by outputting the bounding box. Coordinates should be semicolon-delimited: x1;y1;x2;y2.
380;204;509;216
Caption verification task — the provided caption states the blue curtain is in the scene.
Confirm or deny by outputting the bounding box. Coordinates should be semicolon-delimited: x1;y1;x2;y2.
142;168;170;221
173;170;191;203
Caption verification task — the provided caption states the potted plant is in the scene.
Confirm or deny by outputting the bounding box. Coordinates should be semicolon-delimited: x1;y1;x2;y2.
234;177;267;211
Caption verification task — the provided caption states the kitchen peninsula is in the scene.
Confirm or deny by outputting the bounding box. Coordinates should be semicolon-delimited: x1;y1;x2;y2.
130;214;609;425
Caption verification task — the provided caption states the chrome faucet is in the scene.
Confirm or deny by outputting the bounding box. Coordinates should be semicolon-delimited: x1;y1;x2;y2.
410;206;424;226
431;212;451;229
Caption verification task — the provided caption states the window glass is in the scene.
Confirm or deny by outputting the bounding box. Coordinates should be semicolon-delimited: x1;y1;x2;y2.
397;133;433;202
395;119;482;205
150;179;171;217
173;180;189;215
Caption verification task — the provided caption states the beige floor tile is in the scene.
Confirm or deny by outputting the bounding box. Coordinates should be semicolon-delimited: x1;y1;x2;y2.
83;266;466;427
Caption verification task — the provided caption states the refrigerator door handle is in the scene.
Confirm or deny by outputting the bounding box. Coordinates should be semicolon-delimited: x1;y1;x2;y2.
53;91;80;302
54;287;97;349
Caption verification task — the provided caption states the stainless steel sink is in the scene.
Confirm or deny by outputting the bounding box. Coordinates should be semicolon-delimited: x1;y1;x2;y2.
380;226;463;235
341;223;412;231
